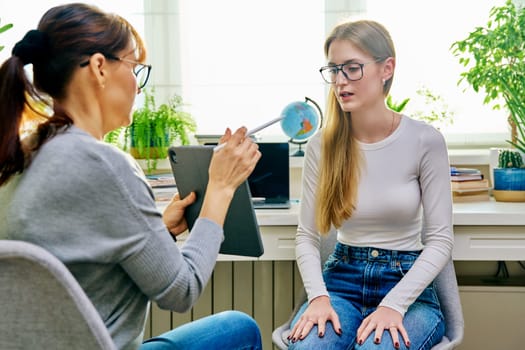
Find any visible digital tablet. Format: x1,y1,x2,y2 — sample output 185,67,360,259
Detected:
168,145,264,257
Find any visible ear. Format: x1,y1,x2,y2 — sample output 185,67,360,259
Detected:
86,53,108,88
382,56,395,81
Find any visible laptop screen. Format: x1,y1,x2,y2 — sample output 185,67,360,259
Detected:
248,142,290,204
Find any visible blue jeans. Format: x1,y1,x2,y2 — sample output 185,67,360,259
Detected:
290,243,445,350
141,310,262,350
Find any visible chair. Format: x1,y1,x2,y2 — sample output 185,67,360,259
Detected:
0,240,116,350
272,230,464,350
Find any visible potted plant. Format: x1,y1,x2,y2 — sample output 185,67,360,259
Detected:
493,149,525,202
451,0,525,154
106,88,196,173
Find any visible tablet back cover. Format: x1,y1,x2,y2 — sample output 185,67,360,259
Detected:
168,145,264,257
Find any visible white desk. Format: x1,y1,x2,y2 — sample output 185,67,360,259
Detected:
160,199,525,262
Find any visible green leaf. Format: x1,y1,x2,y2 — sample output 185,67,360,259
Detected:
0,23,13,35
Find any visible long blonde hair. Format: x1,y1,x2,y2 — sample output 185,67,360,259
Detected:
315,20,395,234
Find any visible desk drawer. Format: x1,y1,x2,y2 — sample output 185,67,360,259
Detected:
453,226,525,261
258,226,296,261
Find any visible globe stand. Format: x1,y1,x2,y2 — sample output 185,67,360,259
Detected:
287,96,323,157
289,140,307,157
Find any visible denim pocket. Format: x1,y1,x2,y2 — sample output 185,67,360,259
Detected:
323,253,341,272
394,251,420,277
396,260,413,277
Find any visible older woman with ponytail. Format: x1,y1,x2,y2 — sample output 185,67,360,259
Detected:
0,3,262,350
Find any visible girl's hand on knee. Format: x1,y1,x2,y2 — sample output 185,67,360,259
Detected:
356,306,410,349
288,295,342,343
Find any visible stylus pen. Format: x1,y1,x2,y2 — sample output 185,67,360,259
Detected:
213,116,284,152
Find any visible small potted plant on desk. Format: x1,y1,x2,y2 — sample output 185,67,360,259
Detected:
106,88,196,174
493,149,525,202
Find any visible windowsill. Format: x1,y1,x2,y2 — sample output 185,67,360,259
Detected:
289,149,493,168
196,135,498,168
448,149,490,166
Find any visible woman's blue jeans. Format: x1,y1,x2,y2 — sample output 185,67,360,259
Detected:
141,310,262,350
290,243,445,350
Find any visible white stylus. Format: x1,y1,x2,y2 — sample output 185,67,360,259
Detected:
213,116,284,152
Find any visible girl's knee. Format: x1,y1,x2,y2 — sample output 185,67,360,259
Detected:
217,310,258,328
215,311,262,343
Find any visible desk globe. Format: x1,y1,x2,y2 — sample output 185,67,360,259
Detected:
280,97,322,156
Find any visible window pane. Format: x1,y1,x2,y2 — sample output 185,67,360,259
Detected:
365,0,509,142
179,0,325,137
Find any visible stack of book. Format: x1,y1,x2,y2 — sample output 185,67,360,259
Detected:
146,173,177,202
450,167,490,203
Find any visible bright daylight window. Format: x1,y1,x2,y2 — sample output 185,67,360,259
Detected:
179,0,511,148
178,0,325,139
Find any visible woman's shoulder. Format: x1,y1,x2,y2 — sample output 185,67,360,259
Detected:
306,130,322,149
25,127,151,211
53,126,134,163
302,130,322,159
403,115,441,133
37,126,143,182
402,115,446,145
399,117,448,162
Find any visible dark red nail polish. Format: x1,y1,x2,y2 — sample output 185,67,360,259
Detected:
358,339,363,345
319,332,324,338
407,340,411,347
338,328,343,334
374,338,380,344
395,341,400,349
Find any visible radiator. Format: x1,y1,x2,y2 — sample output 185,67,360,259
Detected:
144,261,303,350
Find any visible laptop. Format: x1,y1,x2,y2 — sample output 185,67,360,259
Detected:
168,145,264,257
203,141,292,209
249,142,291,209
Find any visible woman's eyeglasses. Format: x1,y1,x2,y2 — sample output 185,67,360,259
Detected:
79,54,152,90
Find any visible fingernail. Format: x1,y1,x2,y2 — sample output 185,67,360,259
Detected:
319,332,324,338
338,328,343,334
395,341,400,349
407,340,411,347
358,339,363,345
374,337,380,344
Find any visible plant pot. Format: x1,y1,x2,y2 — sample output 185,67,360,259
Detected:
129,147,167,159
493,168,525,202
